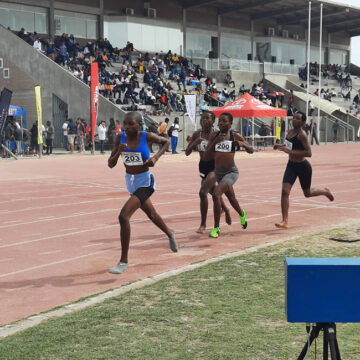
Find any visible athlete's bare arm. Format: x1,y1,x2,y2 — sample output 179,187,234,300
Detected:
233,133,254,154
108,134,126,168
185,130,202,156
145,133,170,166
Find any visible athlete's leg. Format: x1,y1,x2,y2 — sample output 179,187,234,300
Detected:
141,198,171,238
303,187,334,201
212,181,229,228
224,186,243,216
141,198,178,252
118,195,142,263
197,174,216,233
275,183,292,229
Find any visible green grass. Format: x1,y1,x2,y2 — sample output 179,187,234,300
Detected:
1,224,360,359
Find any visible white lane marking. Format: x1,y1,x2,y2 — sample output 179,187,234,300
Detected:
0,250,108,279
2,220,22,224
0,258,15,263
5,285,34,292
59,228,78,232
38,250,62,255
82,243,104,248
0,196,128,215
28,233,43,237
1,200,360,279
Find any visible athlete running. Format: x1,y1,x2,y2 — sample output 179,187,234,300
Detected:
108,112,178,274
185,111,231,233
204,112,254,238
274,111,334,229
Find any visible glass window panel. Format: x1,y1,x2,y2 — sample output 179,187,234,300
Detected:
86,19,97,39
0,8,11,29
221,37,251,60
12,10,34,32
141,24,156,52
127,23,142,50
271,42,306,65
35,13,48,34
330,49,347,65
154,26,168,53
186,32,211,58
54,15,86,37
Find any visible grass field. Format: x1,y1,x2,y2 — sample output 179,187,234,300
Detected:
1,222,360,360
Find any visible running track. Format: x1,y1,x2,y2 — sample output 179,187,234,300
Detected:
1,144,360,325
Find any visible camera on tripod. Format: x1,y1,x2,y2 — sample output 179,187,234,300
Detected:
285,258,360,360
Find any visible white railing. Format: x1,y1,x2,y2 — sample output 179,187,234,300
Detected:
191,57,300,76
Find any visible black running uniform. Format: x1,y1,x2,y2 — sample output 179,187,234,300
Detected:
282,133,312,190
197,130,215,179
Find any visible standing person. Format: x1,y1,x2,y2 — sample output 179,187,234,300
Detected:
108,111,178,274
273,112,334,229
45,120,54,155
107,118,116,149
67,118,76,153
115,119,121,135
97,120,107,154
76,118,85,153
170,117,182,154
13,120,23,155
3,118,15,158
62,119,69,151
186,111,231,233
158,118,169,138
280,117,286,144
332,119,340,143
30,122,39,155
204,113,254,238
310,119,319,145
243,120,251,137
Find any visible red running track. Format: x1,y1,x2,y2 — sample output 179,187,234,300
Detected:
1,144,360,325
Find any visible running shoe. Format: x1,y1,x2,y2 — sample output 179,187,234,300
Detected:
109,261,128,274
240,209,247,229
209,227,220,238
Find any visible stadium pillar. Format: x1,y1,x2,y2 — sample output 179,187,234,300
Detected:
306,1,311,123
317,2,323,143
217,14,221,63
250,20,254,62
182,8,187,57
325,33,331,65
48,0,55,41
98,0,104,39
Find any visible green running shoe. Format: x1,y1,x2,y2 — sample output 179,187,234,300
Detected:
240,209,247,229
209,227,220,238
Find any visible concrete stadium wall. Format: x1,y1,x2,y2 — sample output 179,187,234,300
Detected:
0,26,126,132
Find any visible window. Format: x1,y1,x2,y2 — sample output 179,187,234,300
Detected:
0,58,3,69
3,68,10,79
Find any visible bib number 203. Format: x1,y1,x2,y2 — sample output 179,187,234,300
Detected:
122,152,143,166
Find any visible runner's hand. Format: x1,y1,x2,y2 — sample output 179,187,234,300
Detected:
144,157,157,167
214,133,226,144
118,143,126,154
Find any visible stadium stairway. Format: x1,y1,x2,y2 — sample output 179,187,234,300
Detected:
264,74,360,141
0,25,126,145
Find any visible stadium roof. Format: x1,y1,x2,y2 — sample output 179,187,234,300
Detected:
177,0,360,36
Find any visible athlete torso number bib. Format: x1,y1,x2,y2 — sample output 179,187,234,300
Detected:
285,139,293,151
198,140,208,152
122,152,143,166
215,140,232,152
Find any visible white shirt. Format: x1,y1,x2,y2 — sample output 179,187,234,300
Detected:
98,125,107,140
33,40,42,51
62,122,68,135
172,123,180,137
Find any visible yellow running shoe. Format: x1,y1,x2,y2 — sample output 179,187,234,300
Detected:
209,227,220,238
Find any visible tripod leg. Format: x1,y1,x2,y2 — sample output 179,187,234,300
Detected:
297,324,322,360
326,324,341,360
323,328,329,360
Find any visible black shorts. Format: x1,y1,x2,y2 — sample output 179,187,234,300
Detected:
283,160,312,190
133,187,154,205
199,159,215,179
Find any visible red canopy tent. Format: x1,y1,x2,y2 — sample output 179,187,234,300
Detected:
212,92,286,118
212,92,287,145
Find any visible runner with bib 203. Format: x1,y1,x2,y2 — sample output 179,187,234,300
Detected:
108,112,178,275
185,111,231,234
204,112,254,239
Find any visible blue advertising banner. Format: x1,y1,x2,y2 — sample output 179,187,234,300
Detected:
0,88,13,139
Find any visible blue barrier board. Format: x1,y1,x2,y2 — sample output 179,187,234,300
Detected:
285,258,360,323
